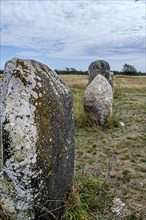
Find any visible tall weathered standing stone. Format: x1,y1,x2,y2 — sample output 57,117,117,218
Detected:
0,58,74,220
88,60,114,90
84,74,113,125
0,77,2,170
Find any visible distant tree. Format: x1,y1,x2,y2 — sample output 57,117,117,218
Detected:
122,63,138,75
70,68,77,72
65,67,70,72
113,70,121,75
54,68,88,75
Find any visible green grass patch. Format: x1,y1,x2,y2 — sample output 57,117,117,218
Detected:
70,81,145,219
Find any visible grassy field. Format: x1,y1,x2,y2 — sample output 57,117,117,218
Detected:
59,75,146,220
0,74,146,219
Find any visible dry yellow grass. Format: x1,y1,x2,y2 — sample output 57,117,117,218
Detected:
60,74,88,87
115,75,146,89
60,74,146,89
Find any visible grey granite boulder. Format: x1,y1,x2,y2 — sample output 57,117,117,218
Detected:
88,60,114,90
0,58,74,220
84,74,113,125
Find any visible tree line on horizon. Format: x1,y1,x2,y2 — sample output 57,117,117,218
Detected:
0,64,145,76
55,64,145,76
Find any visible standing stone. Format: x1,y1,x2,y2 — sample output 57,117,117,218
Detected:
88,60,114,90
84,74,113,125
0,76,3,170
0,58,74,220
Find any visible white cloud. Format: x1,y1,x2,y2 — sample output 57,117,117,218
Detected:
16,50,42,57
1,0,145,70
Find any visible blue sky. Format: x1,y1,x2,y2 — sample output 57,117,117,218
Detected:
0,0,145,72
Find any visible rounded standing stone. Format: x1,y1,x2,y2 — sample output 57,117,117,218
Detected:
84,74,113,125
88,60,114,90
0,58,75,220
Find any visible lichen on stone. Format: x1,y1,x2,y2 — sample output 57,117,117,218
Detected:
84,74,113,125
0,58,74,219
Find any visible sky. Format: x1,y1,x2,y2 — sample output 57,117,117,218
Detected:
0,0,146,72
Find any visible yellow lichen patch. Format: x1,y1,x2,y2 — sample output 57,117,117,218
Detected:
59,143,65,158
45,170,53,178
13,70,28,86
0,203,9,220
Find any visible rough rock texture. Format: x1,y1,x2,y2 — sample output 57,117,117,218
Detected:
0,58,74,220
0,77,2,170
84,74,113,125
0,203,9,220
88,60,114,90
